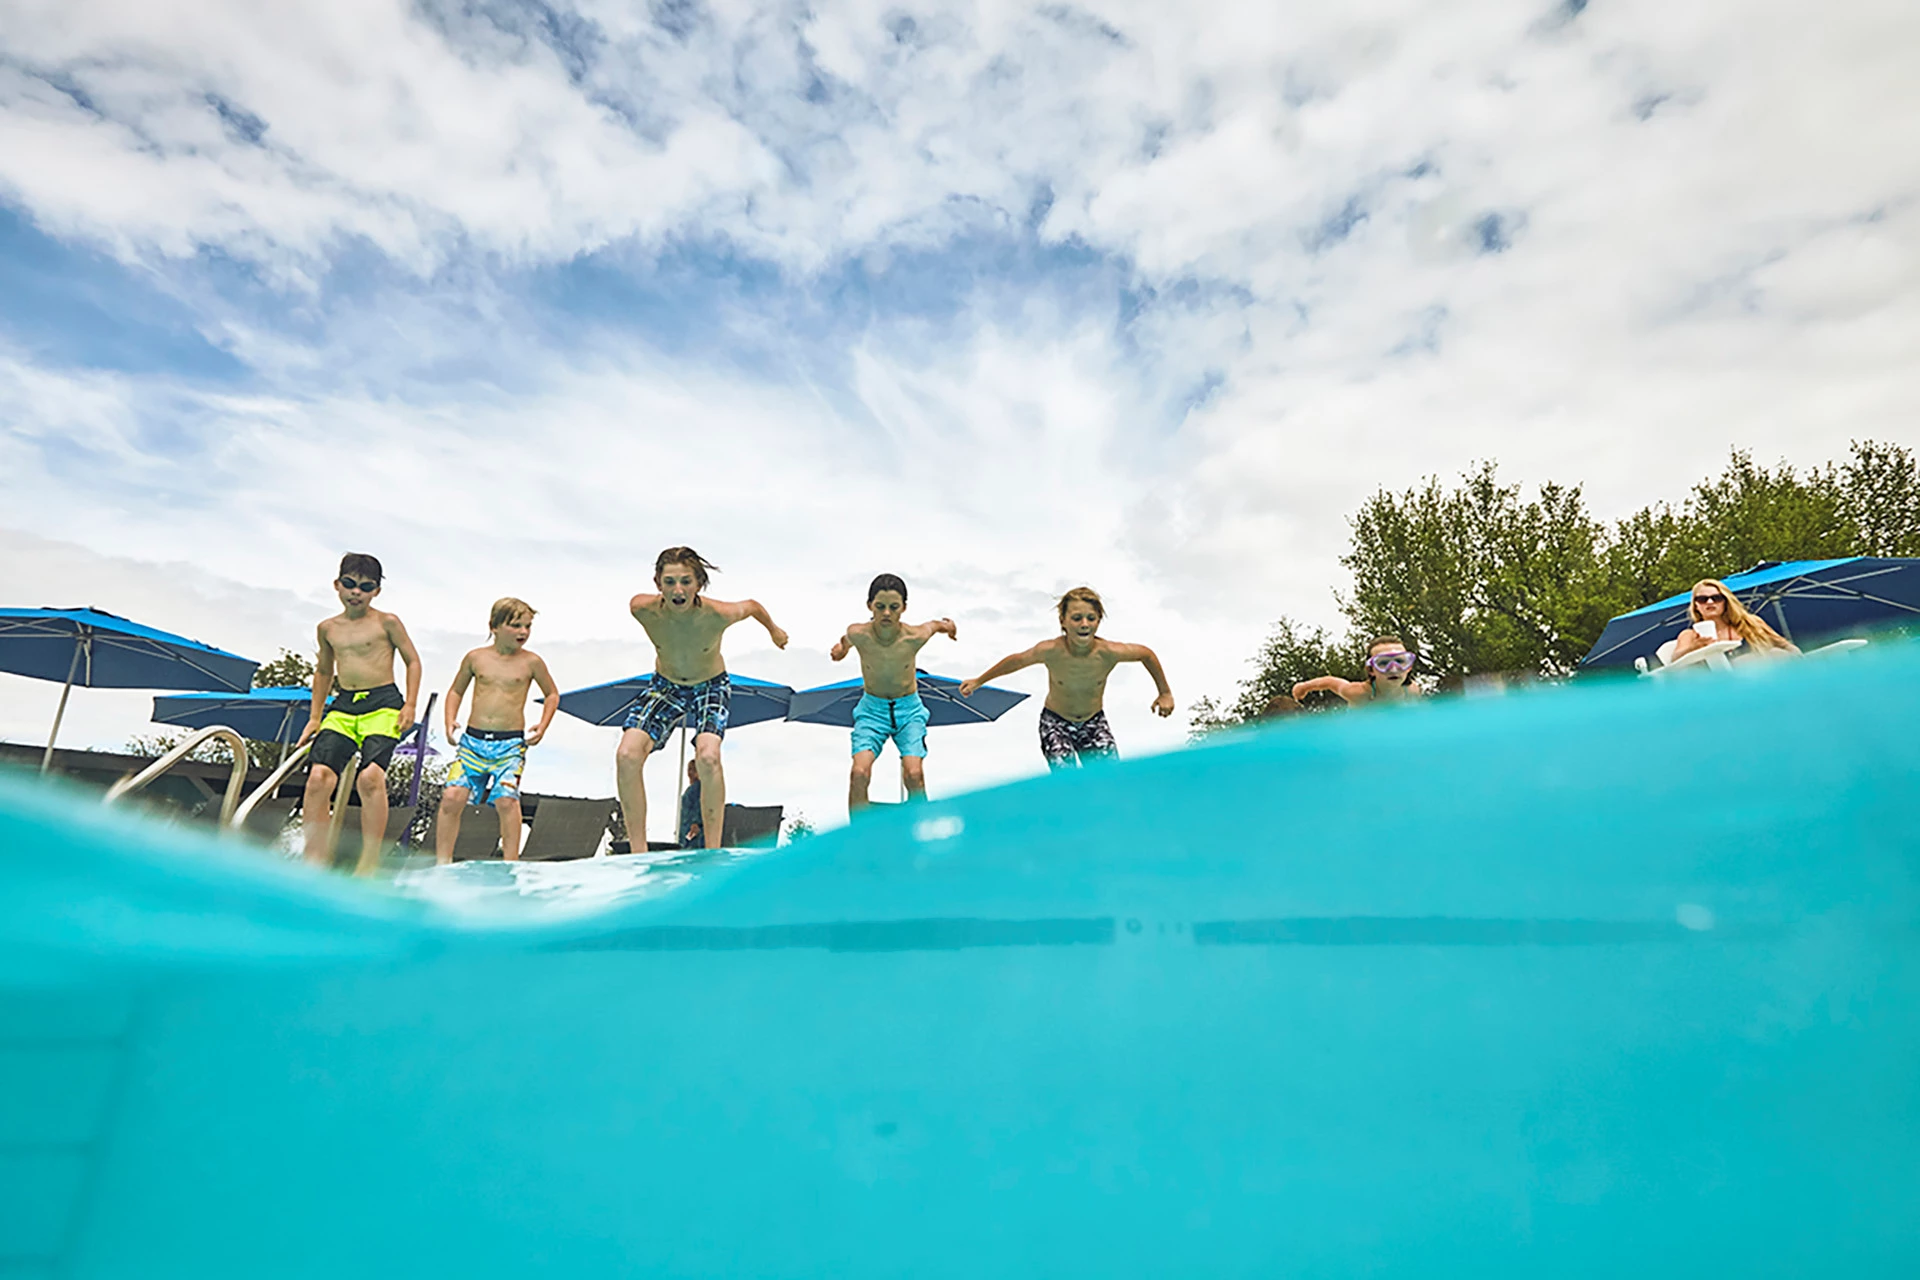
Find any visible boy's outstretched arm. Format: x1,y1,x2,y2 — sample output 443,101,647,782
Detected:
743,598,790,649
1119,643,1175,717
528,656,560,746
830,627,855,662
444,654,474,743
959,643,1041,697
389,615,424,734
300,625,334,745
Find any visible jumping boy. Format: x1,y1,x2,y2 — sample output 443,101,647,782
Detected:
959,586,1173,770
829,573,958,810
1291,636,1418,706
298,553,423,875
613,547,789,853
435,597,559,865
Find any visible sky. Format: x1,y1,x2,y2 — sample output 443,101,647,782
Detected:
2,0,1917,839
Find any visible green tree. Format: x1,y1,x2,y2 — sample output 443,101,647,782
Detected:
1838,439,1920,558
1188,617,1359,737
1195,440,1920,719
1340,462,1614,683
253,648,315,689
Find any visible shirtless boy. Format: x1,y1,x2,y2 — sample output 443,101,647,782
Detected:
297,553,423,875
612,547,789,852
435,597,559,865
1291,636,1418,706
959,586,1173,770
829,573,957,810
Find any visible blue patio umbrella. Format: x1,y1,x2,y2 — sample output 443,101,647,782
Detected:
0,607,257,771
1579,557,1920,672
152,686,312,745
552,672,795,729
785,670,1029,728
552,672,796,847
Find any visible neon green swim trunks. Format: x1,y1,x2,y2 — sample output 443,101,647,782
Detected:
310,683,404,773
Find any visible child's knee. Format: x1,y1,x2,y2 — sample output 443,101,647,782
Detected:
356,766,387,796
902,757,926,783
439,786,468,814
615,733,652,767
494,795,522,819
694,746,722,776
307,765,338,792
849,757,874,783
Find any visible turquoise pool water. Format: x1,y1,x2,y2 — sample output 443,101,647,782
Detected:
3,648,1917,1277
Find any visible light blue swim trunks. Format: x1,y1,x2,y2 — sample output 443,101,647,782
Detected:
850,691,930,759
449,729,526,806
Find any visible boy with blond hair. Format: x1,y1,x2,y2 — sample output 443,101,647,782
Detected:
829,572,958,810
298,552,423,875
436,597,559,864
960,586,1173,770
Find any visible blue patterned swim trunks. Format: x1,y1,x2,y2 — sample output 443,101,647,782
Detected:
449,728,526,805
623,673,732,748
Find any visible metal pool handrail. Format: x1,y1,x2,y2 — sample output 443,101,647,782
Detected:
229,740,314,832
324,752,363,868
104,725,250,826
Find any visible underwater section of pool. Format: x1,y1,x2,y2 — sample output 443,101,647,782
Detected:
3,647,1917,1278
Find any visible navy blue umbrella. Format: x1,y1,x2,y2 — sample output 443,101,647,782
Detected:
553,672,796,848
152,686,312,747
786,670,1028,728
1580,557,1920,672
552,672,795,729
0,606,258,771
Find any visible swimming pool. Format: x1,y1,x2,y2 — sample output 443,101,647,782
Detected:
3,648,1917,1276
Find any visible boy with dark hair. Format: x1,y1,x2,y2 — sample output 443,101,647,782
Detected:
435,597,559,864
829,573,958,810
297,553,423,875
613,547,789,852
1291,636,1418,705
960,586,1173,770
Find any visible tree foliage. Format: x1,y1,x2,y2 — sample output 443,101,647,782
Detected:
1187,618,1358,738
1193,440,1920,733
253,648,315,689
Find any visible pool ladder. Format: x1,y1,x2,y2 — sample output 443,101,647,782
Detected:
102,729,369,868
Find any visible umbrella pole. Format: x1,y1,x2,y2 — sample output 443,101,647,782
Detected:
676,722,688,848
40,642,84,774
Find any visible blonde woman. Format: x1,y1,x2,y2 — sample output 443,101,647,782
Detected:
1671,579,1800,661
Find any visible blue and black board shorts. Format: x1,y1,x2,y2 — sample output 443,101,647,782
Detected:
623,673,732,749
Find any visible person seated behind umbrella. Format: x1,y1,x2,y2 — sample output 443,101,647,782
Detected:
1670,579,1800,663
678,760,703,848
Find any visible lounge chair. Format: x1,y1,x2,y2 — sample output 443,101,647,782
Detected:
238,795,298,843
520,797,616,862
422,803,506,861
722,804,784,847
1638,638,1742,677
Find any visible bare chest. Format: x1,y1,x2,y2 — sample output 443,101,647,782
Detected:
643,610,724,653
470,654,533,694
1048,650,1116,691
326,619,390,665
